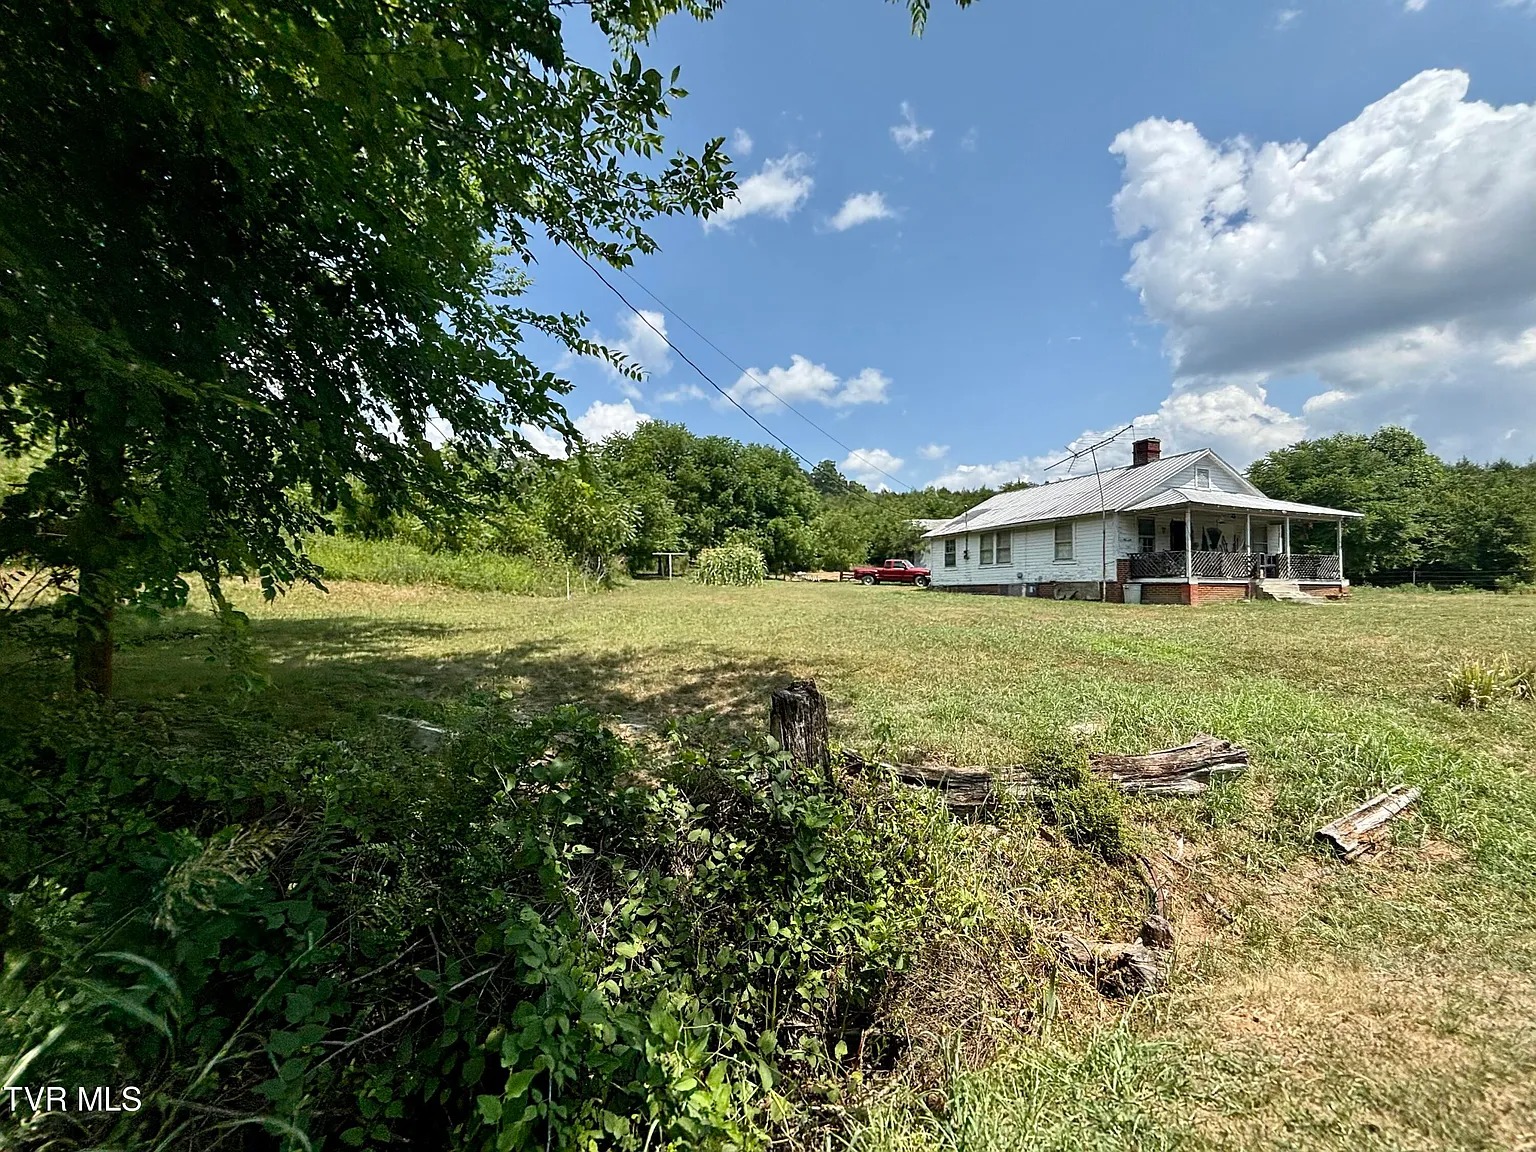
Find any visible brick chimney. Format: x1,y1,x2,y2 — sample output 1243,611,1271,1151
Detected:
1132,437,1161,467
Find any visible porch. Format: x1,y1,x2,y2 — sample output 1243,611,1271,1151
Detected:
1128,550,1344,582
1118,489,1362,596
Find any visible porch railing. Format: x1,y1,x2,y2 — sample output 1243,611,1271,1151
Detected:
1276,554,1342,581
1129,550,1256,580
1127,550,1342,582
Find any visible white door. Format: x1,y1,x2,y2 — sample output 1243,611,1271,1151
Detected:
1266,523,1284,554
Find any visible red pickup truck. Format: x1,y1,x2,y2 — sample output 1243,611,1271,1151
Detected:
850,559,931,587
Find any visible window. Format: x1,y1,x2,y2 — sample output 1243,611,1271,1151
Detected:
1138,518,1156,553
980,533,994,565
996,531,1011,565
1054,523,1073,561
1194,466,1212,490
944,539,956,567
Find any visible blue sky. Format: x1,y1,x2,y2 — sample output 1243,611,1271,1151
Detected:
518,0,1536,489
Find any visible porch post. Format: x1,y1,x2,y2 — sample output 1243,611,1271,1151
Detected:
1284,516,1292,558
1245,514,1252,555
1336,519,1344,584
1184,506,1193,584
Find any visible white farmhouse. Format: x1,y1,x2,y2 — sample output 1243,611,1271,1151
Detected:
922,438,1362,604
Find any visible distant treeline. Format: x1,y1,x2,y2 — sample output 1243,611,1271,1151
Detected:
1250,427,1536,588
340,421,997,577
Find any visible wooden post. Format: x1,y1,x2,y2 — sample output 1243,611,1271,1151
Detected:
1184,506,1193,586
770,679,831,782
1336,520,1344,584
1284,516,1292,563
1245,513,1252,556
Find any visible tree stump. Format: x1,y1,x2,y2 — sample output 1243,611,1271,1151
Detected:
770,679,831,782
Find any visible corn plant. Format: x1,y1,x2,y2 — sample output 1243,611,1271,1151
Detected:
692,542,766,586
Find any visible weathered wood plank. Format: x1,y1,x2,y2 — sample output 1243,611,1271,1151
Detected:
1054,934,1167,997
1088,734,1249,795
1316,785,1422,860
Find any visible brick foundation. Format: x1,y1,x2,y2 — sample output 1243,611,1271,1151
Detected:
1135,582,1251,605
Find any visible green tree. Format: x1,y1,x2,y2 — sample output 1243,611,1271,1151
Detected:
813,508,872,571
596,422,820,572
1439,460,1536,585
1248,427,1446,578
809,459,852,497
0,0,734,693
538,463,638,580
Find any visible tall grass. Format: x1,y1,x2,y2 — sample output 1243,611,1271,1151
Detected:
305,535,575,596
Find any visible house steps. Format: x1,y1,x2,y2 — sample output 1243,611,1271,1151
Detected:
1255,579,1330,605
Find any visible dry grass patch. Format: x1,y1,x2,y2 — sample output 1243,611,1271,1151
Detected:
1189,961,1536,1152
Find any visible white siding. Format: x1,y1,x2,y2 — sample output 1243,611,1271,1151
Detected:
1170,455,1248,494
930,527,1023,587
934,516,1129,587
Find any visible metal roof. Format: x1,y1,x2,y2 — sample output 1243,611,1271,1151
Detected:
911,518,951,532
1121,488,1363,519
923,449,1270,537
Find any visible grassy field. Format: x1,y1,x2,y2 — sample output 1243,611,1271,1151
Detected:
100,579,1536,1150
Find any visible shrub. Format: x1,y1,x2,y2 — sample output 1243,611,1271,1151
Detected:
1,700,941,1150
1440,656,1536,709
693,542,766,587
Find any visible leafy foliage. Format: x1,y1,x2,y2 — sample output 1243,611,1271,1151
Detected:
597,424,820,574
0,0,733,690
1,700,944,1150
1249,427,1536,585
1441,656,1536,710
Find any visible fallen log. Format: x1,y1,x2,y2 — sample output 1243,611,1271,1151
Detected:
1316,785,1422,861
840,734,1248,809
1054,934,1167,998
1089,735,1249,796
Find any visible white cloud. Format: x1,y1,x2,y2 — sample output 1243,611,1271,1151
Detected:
929,458,1037,490
656,383,708,403
588,310,671,396
520,399,651,458
890,102,934,152
930,384,1306,490
1404,0,1427,10
704,152,813,231
730,128,753,157
1275,8,1302,28
841,448,904,490
918,443,949,460
1111,69,1536,462
829,191,895,231
725,355,890,410
959,127,979,152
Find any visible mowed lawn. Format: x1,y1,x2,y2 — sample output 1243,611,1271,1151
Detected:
120,579,1536,1151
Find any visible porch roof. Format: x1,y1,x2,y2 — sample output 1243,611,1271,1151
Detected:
1121,488,1363,519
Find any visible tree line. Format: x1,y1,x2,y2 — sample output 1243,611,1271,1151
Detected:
1249,426,1536,587
339,420,994,579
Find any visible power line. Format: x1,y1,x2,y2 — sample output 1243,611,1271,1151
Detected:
609,264,913,493
571,250,825,471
